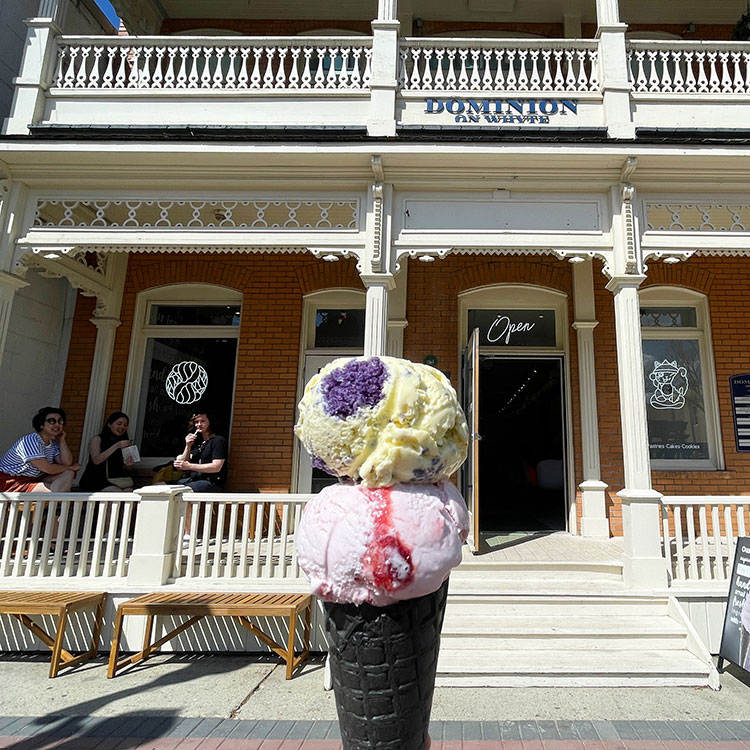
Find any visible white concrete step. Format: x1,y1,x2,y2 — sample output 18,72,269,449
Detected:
445,595,669,616
441,614,687,650
435,648,715,688
453,560,624,579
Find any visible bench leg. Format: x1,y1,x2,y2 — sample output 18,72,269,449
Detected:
50,609,69,679
107,608,125,678
285,612,297,680
142,615,155,662
88,595,106,658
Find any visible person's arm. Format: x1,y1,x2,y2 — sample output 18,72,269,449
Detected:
56,430,74,466
29,457,80,474
175,430,197,462
173,457,225,473
89,435,132,465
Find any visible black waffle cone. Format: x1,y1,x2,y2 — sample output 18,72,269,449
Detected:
323,579,449,750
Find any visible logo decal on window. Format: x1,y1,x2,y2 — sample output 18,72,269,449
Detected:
649,360,688,410
165,361,208,404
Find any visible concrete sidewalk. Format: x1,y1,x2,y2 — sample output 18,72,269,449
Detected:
1,652,749,748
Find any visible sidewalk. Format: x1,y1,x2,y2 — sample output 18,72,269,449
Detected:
1,652,749,748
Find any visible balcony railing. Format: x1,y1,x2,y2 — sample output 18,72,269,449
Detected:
399,38,600,93
660,495,750,585
53,36,373,91
628,41,750,95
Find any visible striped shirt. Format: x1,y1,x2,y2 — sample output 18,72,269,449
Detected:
0,433,61,477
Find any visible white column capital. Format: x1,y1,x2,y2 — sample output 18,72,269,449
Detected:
360,273,396,291
571,320,598,331
89,315,121,330
605,274,646,294
0,270,30,292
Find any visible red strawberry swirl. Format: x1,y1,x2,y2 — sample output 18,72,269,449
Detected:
361,487,414,592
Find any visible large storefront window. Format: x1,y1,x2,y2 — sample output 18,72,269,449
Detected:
124,286,241,465
640,288,721,470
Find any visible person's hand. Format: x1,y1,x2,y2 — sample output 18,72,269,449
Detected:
117,439,132,450
184,431,197,446
124,456,135,468
173,459,188,470
56,429,68,443
68,462,81,472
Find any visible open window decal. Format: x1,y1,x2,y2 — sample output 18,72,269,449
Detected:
648,360,688,410
165,361,209,404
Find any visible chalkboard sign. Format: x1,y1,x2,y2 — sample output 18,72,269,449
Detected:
717,537,750,673
730,375,750,453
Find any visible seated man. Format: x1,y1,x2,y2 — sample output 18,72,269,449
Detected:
0,407,80,492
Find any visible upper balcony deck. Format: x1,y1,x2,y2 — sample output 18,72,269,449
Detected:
5,1,750,142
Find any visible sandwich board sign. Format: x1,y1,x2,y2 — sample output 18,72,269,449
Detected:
717,536,750,673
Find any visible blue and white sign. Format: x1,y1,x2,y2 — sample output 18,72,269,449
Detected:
730,374,750,452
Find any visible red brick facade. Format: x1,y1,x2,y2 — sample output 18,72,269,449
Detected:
59,252,750,535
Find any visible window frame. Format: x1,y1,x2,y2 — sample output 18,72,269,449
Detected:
640,286,723,472
122,283,242,469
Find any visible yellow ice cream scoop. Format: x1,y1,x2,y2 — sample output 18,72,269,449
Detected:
295,356,468,487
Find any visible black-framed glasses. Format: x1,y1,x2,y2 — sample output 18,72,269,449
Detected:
45,417,64,425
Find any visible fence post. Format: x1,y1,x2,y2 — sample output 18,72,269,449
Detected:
619,489,667,588
127,485,191,586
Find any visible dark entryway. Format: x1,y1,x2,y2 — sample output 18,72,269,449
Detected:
477,357,567,532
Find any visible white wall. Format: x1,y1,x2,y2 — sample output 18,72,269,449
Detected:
0,0,115,122
0,271,76,453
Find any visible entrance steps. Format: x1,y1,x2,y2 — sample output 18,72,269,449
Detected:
438,557,719,688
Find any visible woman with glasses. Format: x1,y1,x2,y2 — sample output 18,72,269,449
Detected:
0,407,80,492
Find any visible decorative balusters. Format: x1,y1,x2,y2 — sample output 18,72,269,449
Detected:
661,497,750,584
629,43,750,95
399,41,599,93
0,494,137,579
177,494,310,581
53,39,372,91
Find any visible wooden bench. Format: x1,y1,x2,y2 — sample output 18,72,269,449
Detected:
107,591,313,679
0,590,106,678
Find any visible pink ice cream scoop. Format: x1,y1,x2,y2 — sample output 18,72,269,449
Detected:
297,480,469,606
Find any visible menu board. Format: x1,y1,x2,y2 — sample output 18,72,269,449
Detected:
730,375,750,452
718,537,750,673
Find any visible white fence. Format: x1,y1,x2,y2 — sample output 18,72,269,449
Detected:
399,38,600,93
53,36,373,91
628,42,750,95
0,493,136,579
179,493,308,582
0,489,310,588
661,496,750,585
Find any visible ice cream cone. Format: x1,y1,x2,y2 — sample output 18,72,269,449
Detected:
324,580,449,750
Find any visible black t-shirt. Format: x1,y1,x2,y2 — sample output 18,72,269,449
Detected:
188,435,228,487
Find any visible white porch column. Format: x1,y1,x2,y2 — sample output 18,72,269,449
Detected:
77,253,128,468
572,259,609,539
386,266,408,357
595,0,634,140
0,272,30,370
368,1,400,137
362,275,394,357
2,1,66,135
77,315,121,466
128,485,191,585
606,274,666,588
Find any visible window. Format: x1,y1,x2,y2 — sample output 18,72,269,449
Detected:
640,287,722,470
123,285,241,466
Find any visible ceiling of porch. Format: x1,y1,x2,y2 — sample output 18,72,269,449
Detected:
111,0,747,37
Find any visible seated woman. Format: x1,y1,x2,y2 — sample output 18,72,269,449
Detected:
0,407,80,492
173,410,228,540
79,412,135,492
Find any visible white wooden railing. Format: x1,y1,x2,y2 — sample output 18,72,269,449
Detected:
52,36,373,91
178,493,309,582
661,496,750,585
399,38,600,93
0,492,137,579
628,42,750,95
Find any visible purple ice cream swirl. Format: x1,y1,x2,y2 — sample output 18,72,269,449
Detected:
320,357,387,419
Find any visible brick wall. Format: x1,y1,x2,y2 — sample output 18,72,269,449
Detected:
60,252,363,492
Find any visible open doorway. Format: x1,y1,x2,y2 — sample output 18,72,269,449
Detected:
478,356,567,532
